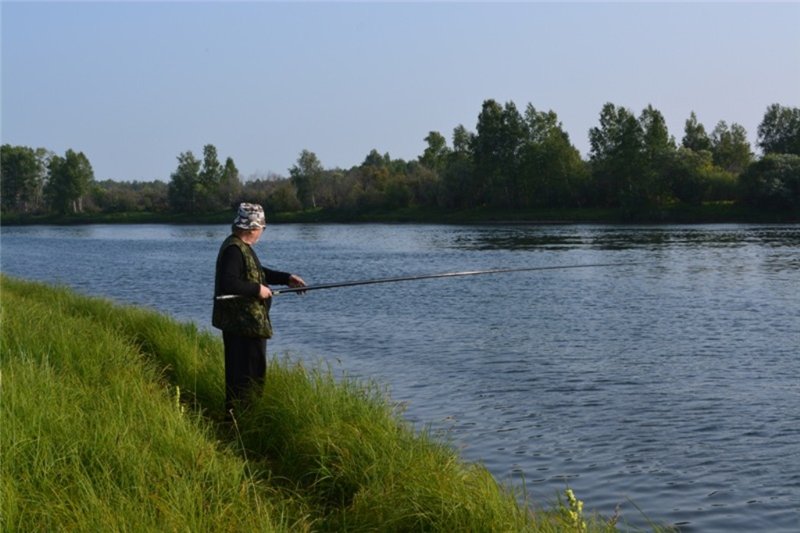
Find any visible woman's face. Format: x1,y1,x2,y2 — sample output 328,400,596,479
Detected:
250,226,265,243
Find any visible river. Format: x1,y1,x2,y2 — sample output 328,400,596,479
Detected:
2,223,798,531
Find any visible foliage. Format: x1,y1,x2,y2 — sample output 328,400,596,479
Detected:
44,149,94,214
167,150,202,212
419,130,450,173
3,99,796,220
710,121,752,175
290,149,324,209
589,103,649,210
473,99,525,206
682,112,712,152
739,153,800,210
1,144,48,213
219,156,242,208
90,179,169,213
167,144,242,213
758,104,800,156
518,105,589,208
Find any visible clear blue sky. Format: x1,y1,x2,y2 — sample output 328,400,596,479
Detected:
2,1,799,182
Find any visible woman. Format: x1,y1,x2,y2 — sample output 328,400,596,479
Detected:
212,202,306,414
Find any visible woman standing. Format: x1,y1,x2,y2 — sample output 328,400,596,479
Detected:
212,202,306,415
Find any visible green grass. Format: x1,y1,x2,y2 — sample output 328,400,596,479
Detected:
1,275,670,531
0,277,300,531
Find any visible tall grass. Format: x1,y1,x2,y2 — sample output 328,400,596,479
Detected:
1,275,668,532
241,359,536,530
1,277,302,531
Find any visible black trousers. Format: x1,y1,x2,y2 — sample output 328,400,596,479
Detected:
223,332,267,414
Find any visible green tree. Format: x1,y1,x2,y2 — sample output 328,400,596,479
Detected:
219,157,242,208
167,151,202,213
404,161,440,207
289,149,324,209
261,179,302,213
588,103,647,209
383,177,412,209
45,149,94,214
419,131,450,173
662,148,715,205
362,149,392,169
353,149,394,209
1,144,47,212
682,112,712,152
473,100,525,206
640,104,676,203
90,179,169,213
640,105,675,158
711,121,752,174
739,153,800,210
517,105,587,207
452,124,474,155
197,144,223,210
440,125,476,208
200,144,223,185
758,104,800,156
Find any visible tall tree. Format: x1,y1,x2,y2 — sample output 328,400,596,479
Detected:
711,121,752,174
452,124,474,155
640,105,674,158
289,149,324,209
440,125,476,208
682,112,712,152
199,144,222,186
473,100,525,206
758,104,800,156
518,105,586,207
45,149,94,214
219,157,242,208
1,144,46,212
197,144,223,210
167,151,201,213
639,105,676,203
589,103,646,208
419,131,450,173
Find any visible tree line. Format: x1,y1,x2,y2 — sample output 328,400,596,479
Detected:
3,102,799,217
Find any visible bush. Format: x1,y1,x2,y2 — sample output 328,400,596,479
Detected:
739,153,800,210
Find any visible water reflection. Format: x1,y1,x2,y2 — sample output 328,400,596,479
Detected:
169,226,224,240
451,225,800,254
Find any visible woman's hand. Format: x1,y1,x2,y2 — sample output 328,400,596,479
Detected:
258,284,273,300
288,274,307,294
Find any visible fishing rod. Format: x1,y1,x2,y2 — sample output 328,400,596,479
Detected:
215,262,633,300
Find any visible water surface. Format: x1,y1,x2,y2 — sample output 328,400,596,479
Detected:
2,223,798,531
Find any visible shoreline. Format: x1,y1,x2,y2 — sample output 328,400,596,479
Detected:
2,204,798,226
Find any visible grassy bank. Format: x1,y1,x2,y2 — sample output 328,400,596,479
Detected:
1,276,668,531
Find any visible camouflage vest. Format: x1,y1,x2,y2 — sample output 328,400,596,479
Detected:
212,235,273,338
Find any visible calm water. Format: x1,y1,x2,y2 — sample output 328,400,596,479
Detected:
2,223,799,532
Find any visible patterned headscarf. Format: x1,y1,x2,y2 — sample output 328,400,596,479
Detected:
233,202,266,230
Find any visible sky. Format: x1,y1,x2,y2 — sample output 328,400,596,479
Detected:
2,1,799,183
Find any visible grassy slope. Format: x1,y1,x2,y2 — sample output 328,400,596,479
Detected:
1,276,665,532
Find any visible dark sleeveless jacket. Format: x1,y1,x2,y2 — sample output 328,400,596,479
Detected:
212,235,273,338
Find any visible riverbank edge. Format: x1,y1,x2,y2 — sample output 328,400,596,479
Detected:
2,203,797,226
2,275,664,531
